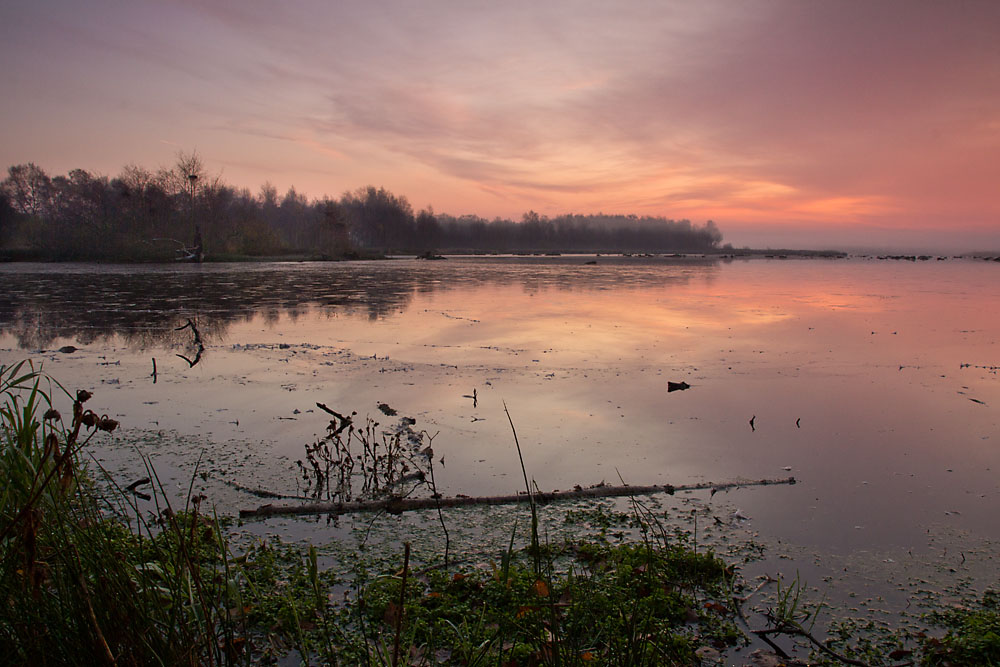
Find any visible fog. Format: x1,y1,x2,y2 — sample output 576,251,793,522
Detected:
724,223,1000,255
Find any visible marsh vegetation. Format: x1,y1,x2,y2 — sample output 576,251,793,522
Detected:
2,362,998,666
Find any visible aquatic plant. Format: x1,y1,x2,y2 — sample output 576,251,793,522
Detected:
922,588,1000,666
296,402,431,504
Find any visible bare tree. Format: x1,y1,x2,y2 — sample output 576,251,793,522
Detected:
174,151,205,261
2,163,53,217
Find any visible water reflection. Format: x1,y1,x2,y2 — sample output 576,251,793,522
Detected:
4,257,998,561
0,257,718,350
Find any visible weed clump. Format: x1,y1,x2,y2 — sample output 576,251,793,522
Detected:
922,589,1000,666
0,362,246,665
296,403,431,503
232,536,741,666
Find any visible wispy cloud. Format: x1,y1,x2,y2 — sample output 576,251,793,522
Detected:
2,0,999,247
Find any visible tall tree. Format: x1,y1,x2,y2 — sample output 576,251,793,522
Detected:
2,163,52,217
414,207,441,251
313,198,351,257
341,185,414,251
172,151,205,261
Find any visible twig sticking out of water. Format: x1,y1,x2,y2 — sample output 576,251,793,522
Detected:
504,401,540,577
125,477,152,501
175,319,204,367
462,389,478,408
423,431,450,568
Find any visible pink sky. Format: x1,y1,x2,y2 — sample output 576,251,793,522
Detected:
1,1,998,251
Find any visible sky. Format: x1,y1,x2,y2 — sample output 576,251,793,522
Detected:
1,1,999,252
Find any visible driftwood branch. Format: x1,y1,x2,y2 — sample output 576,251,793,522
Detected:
175,319,205,367
239,476,796,519
753,625,913,667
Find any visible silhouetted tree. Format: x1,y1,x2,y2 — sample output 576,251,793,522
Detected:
313,198,351,257
414,207,441,251
170,152,205,260
434,211,722,253
48,168,118,259
113,164,165,243
229,187,281,255
276,186,311,250
341,185,414,251
0,191,15,248
0,156,724,260
2,163,53,218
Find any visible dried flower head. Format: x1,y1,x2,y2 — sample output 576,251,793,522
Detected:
97,416,119,433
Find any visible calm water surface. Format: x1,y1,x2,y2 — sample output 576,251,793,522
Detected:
2,257,998,561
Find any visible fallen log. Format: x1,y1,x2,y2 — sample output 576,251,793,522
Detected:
239,476,796,519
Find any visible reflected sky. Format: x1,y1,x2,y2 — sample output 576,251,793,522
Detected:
0,256,718,349
1,257,998,557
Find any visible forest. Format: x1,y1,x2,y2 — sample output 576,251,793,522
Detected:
0,154,725,261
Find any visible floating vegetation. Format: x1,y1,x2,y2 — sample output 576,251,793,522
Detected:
295,402,431,504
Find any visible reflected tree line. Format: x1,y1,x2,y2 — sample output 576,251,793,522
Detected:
0,257,718,350
0,154,725,261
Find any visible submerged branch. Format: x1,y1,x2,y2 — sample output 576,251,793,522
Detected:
239,476,796,519
219,478,315,501
175,318,205,367
752,625,913,667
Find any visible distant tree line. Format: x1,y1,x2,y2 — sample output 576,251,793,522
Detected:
0,154,724,261
432,211,722,254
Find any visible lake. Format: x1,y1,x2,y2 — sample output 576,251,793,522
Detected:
1,255,997,607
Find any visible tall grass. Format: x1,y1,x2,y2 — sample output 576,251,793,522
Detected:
0,361,247,666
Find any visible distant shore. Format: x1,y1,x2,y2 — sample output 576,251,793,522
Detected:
6,247,1000,265
1,247,849,264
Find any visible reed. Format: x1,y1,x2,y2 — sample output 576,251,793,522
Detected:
0,362,248,666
